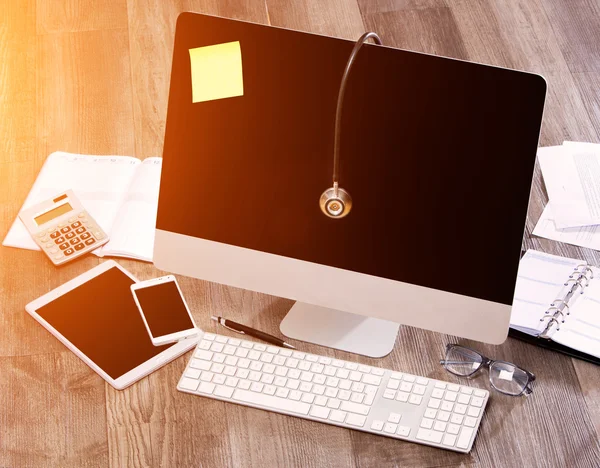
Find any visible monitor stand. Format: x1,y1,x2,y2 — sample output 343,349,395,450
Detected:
280,302,400,358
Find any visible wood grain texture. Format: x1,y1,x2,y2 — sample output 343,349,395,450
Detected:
2,0,600,466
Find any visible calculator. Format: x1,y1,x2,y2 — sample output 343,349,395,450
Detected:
19,189,109,265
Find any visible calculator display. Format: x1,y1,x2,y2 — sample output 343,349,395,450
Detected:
34,202,73,225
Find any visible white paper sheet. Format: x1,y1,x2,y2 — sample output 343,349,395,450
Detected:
537,143,600,228
533,204,600,251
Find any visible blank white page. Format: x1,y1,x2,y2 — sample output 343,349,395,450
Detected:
3,152,140,250
96,158,162,261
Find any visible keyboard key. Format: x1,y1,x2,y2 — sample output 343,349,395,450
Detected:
336,369,350,379
450,414,463,425
233,389,310,415
275,367,288,377
198,341,212,350
372,368,385,376
387,379,400,390
454,404,467,414
195,349,214,360
437,411,450,422
428,398,441,409
225,377,239,387
292,351,305,359
349,371,362,381
447,384,460,392
320,357,332,365
340,401,370,416
66,232,75,239
248,351,261,360
225,356,238,366
396,426,410,437
241,341,253,349
249,371,261,382
203,333,216,341
84,238,95,246
280,349,293,357
388,412,401,424
339,380,352,390
325,377,339,387
185,368,201,379
345,414,366,427
416,377,429,385
457,394,470,405
420,418,433,429
444,391,458,402
396,392,409,402
313,375,326,385
224,345,236,355
211,363,225,374
325,388,338,398
275,388,289,398
403,374,416,383
457,427,474,449
413,384,426,395
434,382,446,389
190,359,211,371
298,361,311,371
443,434,457,447
370,420,384,431
263,385,276,395
310,406,330,419
263,364,275,374
285,358,299,368
447,424,460,435
235,348,249,358
213,375,226,385
215,336,228,344
210,343,224,353
434,421,446,432
400,382,412,392
471,397,484,407
358,365,370,373
460,386,473,394
329,410,347,423
286,379,300,390
200,372,215,382
416,428,443,444
326,398,340,409
289,390,302,401
214,385,234,398
384,423,397,434
345,362,358,370
332,360,345,368
313,385,325,395
350,393,364,404
383,389,396,399
314,396,328,406
238,380,251,390
465,417,477,427
424,408,437,419
301,394,315,404
362,374,381,386
236,369,250,379
408,394,422,405
288,369,301,380
64,248,74,256
250,361,263,371
468,407,481,418
197,382,216,394
474,389,487,397
338,390,351,401
324,366,337,376
441,401,454,412
260,374,274,385
391,372,403,380
351,382,364,393
180,378,200,391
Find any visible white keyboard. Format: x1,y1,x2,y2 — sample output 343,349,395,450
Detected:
178,333,489,453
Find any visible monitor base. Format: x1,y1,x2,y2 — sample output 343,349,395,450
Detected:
280,302,399,358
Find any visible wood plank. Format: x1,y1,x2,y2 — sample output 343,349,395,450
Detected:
266,0,366,39
362,7,468,60
36,29,135,157
572,72,600,139
540,0,600,73
573,359,600,440
0,352,108,468
36,0,129,34
358,0,448,15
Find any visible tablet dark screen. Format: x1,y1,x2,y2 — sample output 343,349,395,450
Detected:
35,266,172,379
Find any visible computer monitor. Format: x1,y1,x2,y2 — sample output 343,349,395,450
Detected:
154,13,546,357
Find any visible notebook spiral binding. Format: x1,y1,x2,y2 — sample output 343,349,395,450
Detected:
539,264,594,339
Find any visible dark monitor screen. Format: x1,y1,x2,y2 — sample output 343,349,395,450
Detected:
158,13,545,306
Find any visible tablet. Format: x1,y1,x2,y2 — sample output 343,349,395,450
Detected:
25,260,201,389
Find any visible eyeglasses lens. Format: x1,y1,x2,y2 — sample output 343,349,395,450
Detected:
489,361,529,396
444,346,482,376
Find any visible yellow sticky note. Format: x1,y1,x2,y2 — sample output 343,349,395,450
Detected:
189,41,244,103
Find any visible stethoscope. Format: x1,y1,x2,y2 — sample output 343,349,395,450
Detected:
319,32,382,219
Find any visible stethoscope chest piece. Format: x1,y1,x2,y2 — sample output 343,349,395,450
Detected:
319,183,352,218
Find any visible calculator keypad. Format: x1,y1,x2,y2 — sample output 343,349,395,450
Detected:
37,211,107,264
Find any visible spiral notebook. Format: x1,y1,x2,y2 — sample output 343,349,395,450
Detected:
510,249,600,362
2,152,162,262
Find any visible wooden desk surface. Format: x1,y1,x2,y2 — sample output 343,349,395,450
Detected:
1,1,600,467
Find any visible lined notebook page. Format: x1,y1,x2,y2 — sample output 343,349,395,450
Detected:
511,250,583,335
96,158,162,261
3,152,140,251
553,268,600,359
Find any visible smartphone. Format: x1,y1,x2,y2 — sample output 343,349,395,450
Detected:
131,275,199,346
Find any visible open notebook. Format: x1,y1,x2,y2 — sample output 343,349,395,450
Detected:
511,249,600,360
3,152,161,262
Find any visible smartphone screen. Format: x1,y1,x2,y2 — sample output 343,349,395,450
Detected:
133,281,194,337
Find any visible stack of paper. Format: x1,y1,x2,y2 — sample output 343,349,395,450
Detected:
534,141,600,250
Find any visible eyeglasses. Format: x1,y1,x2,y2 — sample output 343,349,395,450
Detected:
440,344,535,397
